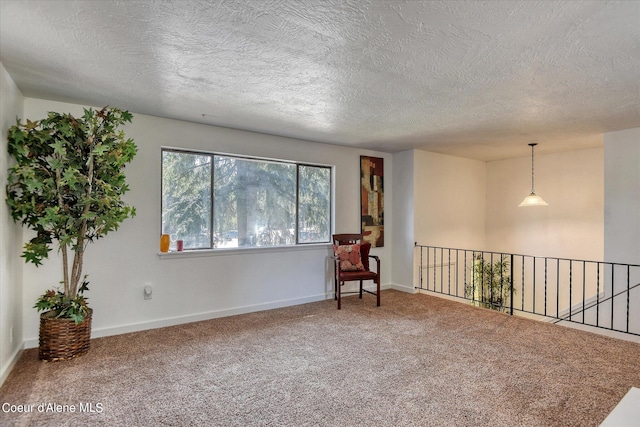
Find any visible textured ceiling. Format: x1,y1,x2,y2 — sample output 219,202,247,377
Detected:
1,0,639,161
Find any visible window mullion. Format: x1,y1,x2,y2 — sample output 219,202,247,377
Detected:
210,154,215,249
293,164,298,244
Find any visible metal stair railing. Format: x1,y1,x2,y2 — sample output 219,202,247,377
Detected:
415,244,640,337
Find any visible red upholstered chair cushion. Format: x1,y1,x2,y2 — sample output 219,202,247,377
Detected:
333,244,365,271
339,270,378,280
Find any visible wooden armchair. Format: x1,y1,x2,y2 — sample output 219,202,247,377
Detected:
332,233,380,309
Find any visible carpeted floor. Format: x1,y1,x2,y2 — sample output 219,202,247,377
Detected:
1,290,639,426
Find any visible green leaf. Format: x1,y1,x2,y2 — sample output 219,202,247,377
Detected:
69,313,85,324
49,140,66,156
61,168,80,188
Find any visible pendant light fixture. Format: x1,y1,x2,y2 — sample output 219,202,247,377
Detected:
519,143,548,207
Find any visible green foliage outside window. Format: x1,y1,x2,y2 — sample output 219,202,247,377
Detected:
161,149,331,250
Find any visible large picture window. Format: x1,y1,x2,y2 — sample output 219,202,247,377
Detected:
162,149,331,251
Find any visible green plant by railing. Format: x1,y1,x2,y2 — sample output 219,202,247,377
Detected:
465,253,513,312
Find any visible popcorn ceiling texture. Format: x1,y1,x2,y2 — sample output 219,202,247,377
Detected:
1,290,639,426
0,0,639,160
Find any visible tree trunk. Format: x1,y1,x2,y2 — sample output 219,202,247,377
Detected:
69,135,95,297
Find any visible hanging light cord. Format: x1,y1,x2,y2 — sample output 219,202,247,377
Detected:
519,142,547,206
529,143,536,193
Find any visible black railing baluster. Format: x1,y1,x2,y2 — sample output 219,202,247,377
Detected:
582,262,586,324
596,262,600,328
611,265,614,330
569,261,573,322
419,244,423,289
440,248,444,293
464,250,468,299
433,247,436,292
522,256,525,312
456,250,459,297
510,254,514,316
425,245,428,291
557,259,560,319
533,257,536,314
500,253,504,312
448,248,451,295
472,251,476,303
544,258,548,317
489,252,494,309
627,265,630,333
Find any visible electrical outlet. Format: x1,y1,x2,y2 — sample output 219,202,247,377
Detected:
144,285,152,300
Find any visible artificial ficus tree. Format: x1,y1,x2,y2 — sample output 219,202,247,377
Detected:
6,106,137,322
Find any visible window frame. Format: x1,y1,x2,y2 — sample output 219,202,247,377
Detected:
161,147,333,252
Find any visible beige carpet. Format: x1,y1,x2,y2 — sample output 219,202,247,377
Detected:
1,290,639,426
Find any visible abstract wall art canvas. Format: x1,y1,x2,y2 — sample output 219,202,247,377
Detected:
360,156,384,247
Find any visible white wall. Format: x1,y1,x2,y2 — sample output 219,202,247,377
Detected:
413,149,486,249
604,128,640,336
486,147,604,261
407,146,604,263
604,127,640,265
410,149,486,294
20,98,393,346
391,150,414,291
0,63,24,384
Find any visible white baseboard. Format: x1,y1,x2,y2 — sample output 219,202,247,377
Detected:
22,284,413,349
0,345,23,387
553,321,640,344
385,283,417,294
24,292,332,349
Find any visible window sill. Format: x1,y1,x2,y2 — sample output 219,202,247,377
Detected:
158,243,332,260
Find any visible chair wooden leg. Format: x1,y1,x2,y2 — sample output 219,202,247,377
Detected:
337,281,341,310
359,280,363,299
377,279,380,306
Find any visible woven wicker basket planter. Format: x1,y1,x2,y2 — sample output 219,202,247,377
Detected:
39,309,92,362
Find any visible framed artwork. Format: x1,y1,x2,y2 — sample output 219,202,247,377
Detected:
360,156,384,247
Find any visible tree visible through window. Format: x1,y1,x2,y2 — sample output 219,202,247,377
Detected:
298,165,331,244
161,151,211,249
162,149,331,250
